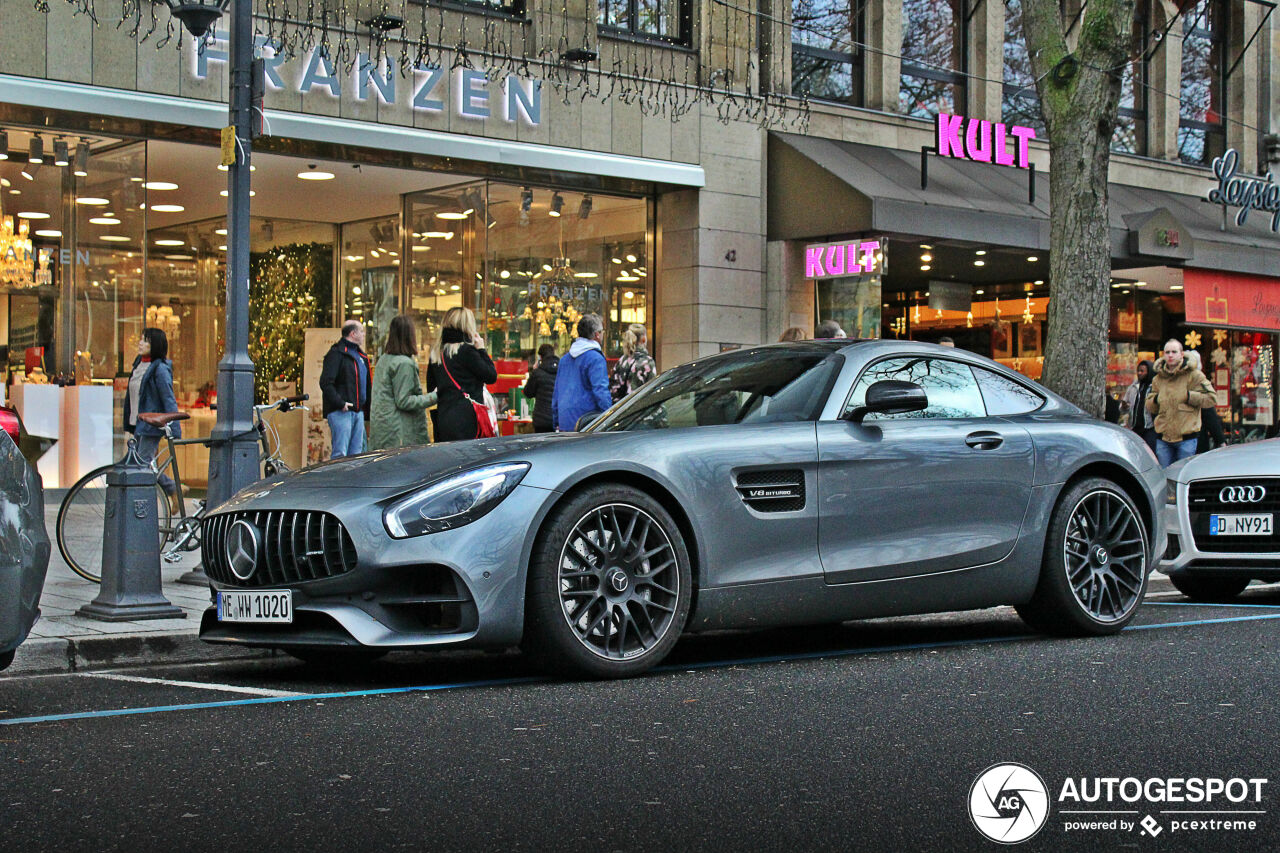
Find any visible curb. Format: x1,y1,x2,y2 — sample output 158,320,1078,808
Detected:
7,632,275,676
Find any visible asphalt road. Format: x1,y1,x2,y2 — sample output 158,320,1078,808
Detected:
3,581,1279,853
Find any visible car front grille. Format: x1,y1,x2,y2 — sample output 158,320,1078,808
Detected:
203,510,358,587
1187,478,1280,554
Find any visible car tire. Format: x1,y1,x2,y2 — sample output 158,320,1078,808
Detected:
523,484,692,679
1016,477,1149,636
1169,574,1250,602
285,647,388,667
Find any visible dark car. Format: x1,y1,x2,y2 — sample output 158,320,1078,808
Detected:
0,404,51,672
199,341,1165,678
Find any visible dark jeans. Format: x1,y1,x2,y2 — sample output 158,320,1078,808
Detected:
1137,427,1158,452
135,433,177,495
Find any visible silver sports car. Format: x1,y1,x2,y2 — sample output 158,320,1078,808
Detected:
199,340,1165,678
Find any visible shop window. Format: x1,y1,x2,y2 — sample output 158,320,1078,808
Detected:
410,0,527,17
340,215,401,363
1178,0,1226,166
1001,0,1046,135
847,356,986,420
791,0,863,106
900,0,967,118
598,0,691,45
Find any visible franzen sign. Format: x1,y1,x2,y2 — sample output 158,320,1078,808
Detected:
192,31,542,127
1208,148,1280,232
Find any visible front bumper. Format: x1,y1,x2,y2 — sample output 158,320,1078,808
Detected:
199,483,556,650
1159,481,1280,579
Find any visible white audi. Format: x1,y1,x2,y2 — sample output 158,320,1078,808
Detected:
1161,438,1280,600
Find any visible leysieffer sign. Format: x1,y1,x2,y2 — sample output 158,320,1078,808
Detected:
1208,148,1280,232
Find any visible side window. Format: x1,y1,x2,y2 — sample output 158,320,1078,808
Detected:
973,367,1045,416
845,357,986,420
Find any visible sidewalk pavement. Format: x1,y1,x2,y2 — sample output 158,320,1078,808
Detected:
9,493,269,676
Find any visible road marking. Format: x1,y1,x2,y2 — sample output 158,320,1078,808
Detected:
6,611,1280,727
76,672,304,698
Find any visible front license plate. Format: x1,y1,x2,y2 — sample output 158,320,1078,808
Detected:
217,590,293,623
1209,514,1273,536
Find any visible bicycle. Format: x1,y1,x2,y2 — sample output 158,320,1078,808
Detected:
55,395,308,583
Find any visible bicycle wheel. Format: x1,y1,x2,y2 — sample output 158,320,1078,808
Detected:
56,465,173,583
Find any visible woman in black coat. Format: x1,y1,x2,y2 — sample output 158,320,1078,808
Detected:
426,306,497,442
522,343,559,433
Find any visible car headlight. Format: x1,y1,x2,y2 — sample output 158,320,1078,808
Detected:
384,462,530,539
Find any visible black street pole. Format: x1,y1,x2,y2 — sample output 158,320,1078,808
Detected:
200,0,258,557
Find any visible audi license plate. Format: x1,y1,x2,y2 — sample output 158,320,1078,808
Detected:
217,590,292,623
1209,514,1273,536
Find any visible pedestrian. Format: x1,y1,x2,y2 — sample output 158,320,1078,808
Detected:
815,319,846,339
427,306,498,442
319,319,372,459
523,343,559,433
552,313,613,431
1185,350,1226,453
1146,339,1215,467
938,336,955,347
368,315,437,450
1121,359,1158,452
122,327,180,510
611,323,657,402
778,326,806,342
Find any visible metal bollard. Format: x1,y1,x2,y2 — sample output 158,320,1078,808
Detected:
77,443,185,622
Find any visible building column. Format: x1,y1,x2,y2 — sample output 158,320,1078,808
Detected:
968,0,1005,122
864,0,902,111
1147,0,1183,161
1227,0,1260,169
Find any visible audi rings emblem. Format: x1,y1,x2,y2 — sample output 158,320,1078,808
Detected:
1219,485,1267,504
225,519,261,581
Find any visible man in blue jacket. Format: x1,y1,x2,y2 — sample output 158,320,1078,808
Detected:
552,313,613,431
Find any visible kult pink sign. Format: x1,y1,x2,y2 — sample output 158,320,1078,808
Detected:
805,239,881,279
935,112,1036,168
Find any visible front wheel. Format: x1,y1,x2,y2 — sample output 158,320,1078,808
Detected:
523,485,692,679
1169,574,1250,602
1016,477,1149,636
57,465,173,583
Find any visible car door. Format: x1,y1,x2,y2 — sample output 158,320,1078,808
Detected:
817,355,1036,583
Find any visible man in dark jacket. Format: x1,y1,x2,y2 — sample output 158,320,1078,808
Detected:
552,314,613,431
523,343,559,433
319,320,371,458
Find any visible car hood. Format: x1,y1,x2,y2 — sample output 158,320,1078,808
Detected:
1173,437,1280,482
219,432,584,508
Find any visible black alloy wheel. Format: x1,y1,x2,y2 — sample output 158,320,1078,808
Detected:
1169,574,1250,602
1017,477,1149,635
524,484,692,678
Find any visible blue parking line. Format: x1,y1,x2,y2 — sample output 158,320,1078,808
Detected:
5,611,1280,727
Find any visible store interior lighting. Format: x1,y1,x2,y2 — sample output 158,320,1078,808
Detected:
53,139,70,167
20,163,38,181
28,136,43,164
549,192,564,217
578,195,592,219
74,143,89,177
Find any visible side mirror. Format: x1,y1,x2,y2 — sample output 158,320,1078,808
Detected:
575,410,604,431
843,380,928,423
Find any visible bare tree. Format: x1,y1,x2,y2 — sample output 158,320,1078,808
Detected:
1020,0,1136,416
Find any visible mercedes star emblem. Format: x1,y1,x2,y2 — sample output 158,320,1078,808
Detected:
225,519,261,581
1218,485,1266,504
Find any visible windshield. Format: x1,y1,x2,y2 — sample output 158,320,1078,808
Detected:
588,345,842,432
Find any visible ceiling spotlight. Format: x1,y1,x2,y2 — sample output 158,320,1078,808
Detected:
626,254,638,263
975,289,985,295
144,181,179,190
549,193,564,217
520,187,533,212
76,197,110,205
16,211,50,219
1033,279,1044,285
35,229,62,238
74,143,89,176
579,195,593,219
151,204,185,213
20,164,38,181
0,131,8,161
1026,256,1039,262
974,260,985,267
53,139,70,167
975,249,987,256
920,253,932,262
920,265,931,271
298,165,335,181
28,136,43,164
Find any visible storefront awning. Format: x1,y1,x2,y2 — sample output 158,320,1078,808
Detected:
0,73,705,190
769,132,1280,277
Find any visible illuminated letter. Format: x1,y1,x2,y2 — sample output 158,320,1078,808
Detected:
805,246,827,278
936,113,964,158
1010,125,1037,168
965,119,993,163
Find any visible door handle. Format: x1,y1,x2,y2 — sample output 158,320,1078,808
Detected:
965,431,1004,450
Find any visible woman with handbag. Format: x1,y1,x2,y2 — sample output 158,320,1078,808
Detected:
427,306,498,442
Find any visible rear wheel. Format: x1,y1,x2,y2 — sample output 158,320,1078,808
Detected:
56,465,172,583
523,484,692,679
1169,575,1250,602
1017,477,1149,635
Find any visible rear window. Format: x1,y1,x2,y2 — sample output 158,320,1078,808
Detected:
973,366,1045,415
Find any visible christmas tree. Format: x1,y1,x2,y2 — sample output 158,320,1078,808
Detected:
247,242,333,403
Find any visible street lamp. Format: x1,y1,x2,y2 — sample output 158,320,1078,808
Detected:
155,0,230,38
